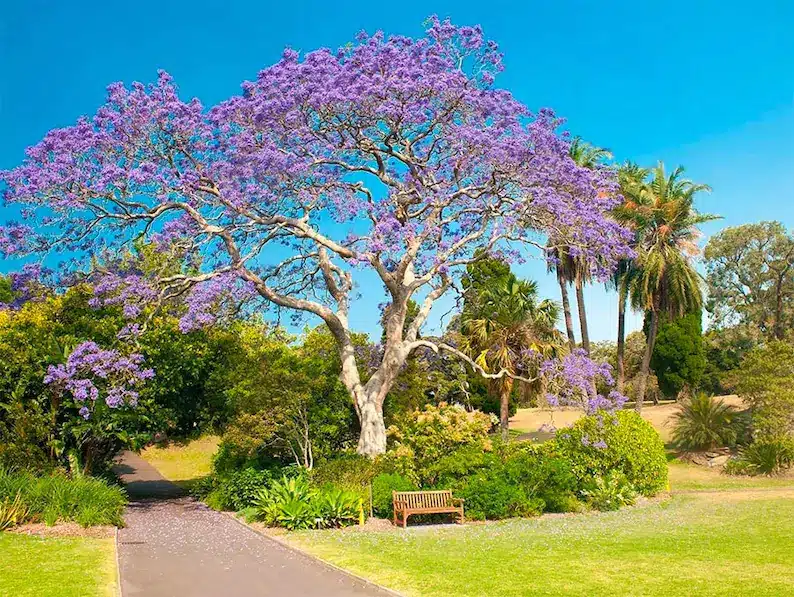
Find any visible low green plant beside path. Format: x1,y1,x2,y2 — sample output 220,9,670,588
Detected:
0,533,117,597
288,492,794,597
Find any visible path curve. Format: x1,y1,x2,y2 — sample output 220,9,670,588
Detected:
114,451,394,597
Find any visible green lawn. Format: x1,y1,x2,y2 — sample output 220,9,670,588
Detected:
288,491,794,597
0,533,117,597
668,459,794,492
140,435,220,489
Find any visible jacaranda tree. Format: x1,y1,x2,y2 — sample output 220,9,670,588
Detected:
1,18,632,455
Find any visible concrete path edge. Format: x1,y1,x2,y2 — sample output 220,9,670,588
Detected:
222,512,405,597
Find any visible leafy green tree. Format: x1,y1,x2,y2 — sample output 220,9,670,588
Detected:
459,256,562,439
218,326,359,469
704,221,794,340
624,162,718,410
735,341,794,440
649,310,706,398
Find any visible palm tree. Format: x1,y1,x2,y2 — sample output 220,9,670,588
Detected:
554,138,613,356
547,245,577,351
459,277,562,441
626,162,718,411
610,162,651,393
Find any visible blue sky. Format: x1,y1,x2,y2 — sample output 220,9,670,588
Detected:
2,0,793,341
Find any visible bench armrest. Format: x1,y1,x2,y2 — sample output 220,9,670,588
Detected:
451,497,465,504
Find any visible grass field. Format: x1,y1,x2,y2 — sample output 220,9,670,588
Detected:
288,490,794,597
510,395,743,443
139,435,220,490
0,533,117,597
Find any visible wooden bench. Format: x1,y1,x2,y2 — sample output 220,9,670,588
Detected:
392,490,464,528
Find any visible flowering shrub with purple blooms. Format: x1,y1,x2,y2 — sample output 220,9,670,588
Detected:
44,341,154,419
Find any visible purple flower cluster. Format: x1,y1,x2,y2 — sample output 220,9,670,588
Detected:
0,264,51,310
541,349,628,415
0,17,635,404
44,341,154,419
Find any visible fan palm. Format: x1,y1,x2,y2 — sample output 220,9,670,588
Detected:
459,277,563,441
625,162,719,410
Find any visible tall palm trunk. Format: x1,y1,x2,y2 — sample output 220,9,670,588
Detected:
616,281,627,393
575,276,590,355
635,309,659,412
499,378,514,442
558,271,576,350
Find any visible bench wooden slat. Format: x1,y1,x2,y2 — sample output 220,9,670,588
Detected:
392,490,464,528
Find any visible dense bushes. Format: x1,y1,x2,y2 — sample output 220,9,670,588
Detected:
253,476,363,530
555,411,668,495
385,403,494,485
371,473,416,518
722,341,794,476
0,469,126,528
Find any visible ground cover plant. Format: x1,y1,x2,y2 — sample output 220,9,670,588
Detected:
0,469,126,528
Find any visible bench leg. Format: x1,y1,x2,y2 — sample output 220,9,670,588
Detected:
403,513,409,528
458,509,465,524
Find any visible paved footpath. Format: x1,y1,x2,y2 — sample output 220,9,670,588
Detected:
114,451,393,597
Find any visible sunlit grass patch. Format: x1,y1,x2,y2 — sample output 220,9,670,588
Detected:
288,493,794,596
140,435,220,490
0,533,116,597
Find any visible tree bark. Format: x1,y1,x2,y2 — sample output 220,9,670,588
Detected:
575,276,590,355
499,379,513,443
558,271,577,351
616,282,627,393
356,399,387,457
635,309,659,413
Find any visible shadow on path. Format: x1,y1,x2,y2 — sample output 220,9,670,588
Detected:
113,451,394,597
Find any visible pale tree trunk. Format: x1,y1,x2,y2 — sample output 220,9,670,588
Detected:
499,378,514,443
356,398,387,456
558,272,577,351
340,299,411,457
635,309,659,413
575,276,590,355
616,282,627,393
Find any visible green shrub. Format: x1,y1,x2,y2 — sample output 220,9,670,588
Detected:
456,470,543,520
734,438,794,476
554,410,668,495
581,471,637,511
310,453,379,490
213,467,274,511
424,445,493,488
671,393,742,451
502,444,579,513
0,469,126,527
316,488,363,528
371,473,416,518
253,475,361,530
385,403,493,484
